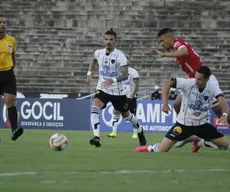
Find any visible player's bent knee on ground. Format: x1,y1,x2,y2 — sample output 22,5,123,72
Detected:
156,137,177,152
211,137,230,149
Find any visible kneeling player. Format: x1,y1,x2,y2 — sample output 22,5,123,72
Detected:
135,66,230,152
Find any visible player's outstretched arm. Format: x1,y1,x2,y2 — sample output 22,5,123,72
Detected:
152,47,188,58
162,79,173,114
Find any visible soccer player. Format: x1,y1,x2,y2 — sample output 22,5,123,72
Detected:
135,66,230,153
86,28,146,147
152,28,230,147
107,65,139,139
0,15,23,140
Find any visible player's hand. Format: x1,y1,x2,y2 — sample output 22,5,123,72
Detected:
162,103,171,114
152,48,164,58
86,75,92,87
102,78,113,89
218,115,228,125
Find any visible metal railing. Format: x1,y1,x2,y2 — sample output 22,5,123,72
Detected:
76,89,230,101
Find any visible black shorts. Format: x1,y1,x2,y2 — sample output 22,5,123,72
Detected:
0,68,17,95
94,90,129,113
165,122,224,141
127,97,137,114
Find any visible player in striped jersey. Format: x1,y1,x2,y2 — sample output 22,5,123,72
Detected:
107,66,139,139
152,28,230,148
135,66,230,153
87,28,146,147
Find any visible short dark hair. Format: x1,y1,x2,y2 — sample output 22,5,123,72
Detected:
0,14,5,18
105,28,117,39
197,66,211,79
158,28,174,37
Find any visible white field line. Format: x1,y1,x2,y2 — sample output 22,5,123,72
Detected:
0,168,230,177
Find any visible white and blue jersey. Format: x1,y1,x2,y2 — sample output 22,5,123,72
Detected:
175,78,223,126
122,67,139,98
94,48,128,95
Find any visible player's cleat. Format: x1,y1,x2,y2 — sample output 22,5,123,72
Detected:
135,146,148,152
192,137,201,153
11,127,24,141
137,128,147,146
107,132,117,138
174,135,196,148
132,134,138,139
89,136,101,147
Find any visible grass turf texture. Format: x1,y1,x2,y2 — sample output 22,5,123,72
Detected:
0,129,230,192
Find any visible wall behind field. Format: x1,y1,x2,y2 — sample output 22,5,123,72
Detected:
1,0,230,93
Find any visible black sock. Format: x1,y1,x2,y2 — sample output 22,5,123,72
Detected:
7,106,18,132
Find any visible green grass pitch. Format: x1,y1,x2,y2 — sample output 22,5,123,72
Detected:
0,129,230,192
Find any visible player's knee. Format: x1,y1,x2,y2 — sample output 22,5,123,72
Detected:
121,111,130,119
92,98,104,109
212,137,230,149
5,99,16,108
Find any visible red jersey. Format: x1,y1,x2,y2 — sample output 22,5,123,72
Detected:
173,38,203,78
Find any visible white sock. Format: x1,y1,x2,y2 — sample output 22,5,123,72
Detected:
133,128,138,135
124,113,142,133
91,106,100,137
148,143,160,152
112,114,120,134
198,139,219,149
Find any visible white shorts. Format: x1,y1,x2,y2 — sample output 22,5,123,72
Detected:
209,74,220,107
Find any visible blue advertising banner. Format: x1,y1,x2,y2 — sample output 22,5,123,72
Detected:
209,102,230,135
99,100,230,134
99,100,177,133
0,97,229,135
0,98,90,130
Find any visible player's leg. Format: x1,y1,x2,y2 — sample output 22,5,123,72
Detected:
173,94,198,147
121,110,146,145
2,69,23,140
135,123,192,152
111,95,146,146
89,90,109,147
192,123,230,152
174,135,197,148
127,97,138,139
107,109,120,138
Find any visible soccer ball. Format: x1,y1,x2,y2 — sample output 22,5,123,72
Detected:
49,133,68,151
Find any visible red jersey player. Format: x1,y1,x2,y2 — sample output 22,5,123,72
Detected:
152,28,230,150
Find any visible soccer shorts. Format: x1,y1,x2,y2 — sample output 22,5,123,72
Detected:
94,90,129,113
165,122,224,141
0,68,17,95
127,97,137,114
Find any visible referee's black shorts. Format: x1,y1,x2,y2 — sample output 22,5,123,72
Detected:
0,68,17,96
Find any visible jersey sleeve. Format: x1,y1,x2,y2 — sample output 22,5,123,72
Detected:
173,40,186,51
172,77,195,90
118,53,128,66
211,83,224,98
93,50,99,59
12,37,17,53
132,69,139,79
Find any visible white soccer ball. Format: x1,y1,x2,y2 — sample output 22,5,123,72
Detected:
49,133,68,151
